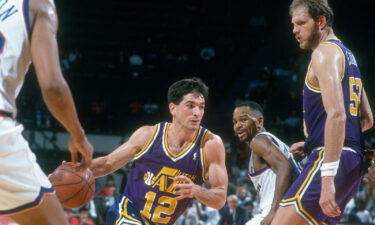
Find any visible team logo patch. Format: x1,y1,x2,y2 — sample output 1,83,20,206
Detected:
143,171,155,186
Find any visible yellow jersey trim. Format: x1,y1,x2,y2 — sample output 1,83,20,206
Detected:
282,150,324,202
115,198,141,225
163,123,199,158
200,130,210,180
305,63,321,91
321,41,345,80
134,124,159,158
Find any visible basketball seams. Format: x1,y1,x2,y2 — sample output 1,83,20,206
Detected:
50,164,96,208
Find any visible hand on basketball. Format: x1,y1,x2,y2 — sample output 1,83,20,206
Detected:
290,141,306,162
68,135,93,169
173,176,198,200
319,177,341,218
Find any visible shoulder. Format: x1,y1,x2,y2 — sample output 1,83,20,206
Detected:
203,131,224,150
202,131,225,162
249,134,271,154
131,125,157,139
30,0,56,16
312,42,343,64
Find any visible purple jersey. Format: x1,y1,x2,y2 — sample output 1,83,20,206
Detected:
124,122,209,225
303,39,363,154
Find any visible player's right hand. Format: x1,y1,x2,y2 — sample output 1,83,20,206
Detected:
68,135,93,169
320,177,341,218
290,141,306,162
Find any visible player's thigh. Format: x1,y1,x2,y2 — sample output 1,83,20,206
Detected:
270,205,309,225
10,194,68,225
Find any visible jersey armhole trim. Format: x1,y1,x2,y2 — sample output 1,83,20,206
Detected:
22,0,31,38
200,130,210,181
321,41,345,81
134,124,159,159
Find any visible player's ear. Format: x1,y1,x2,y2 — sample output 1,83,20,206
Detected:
169,103,176,116
256,116,264,129
318,16,327,30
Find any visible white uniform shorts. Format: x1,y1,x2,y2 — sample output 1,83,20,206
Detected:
0,118,54,215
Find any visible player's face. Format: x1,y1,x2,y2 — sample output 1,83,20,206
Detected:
232,106,258,143
170,93,205,130
291,5,320,50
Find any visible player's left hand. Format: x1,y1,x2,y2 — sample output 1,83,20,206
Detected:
261,210,275,225
173,176,198,200
319,177,341,218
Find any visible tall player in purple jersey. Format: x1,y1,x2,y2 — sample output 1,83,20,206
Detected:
90,77,228,225
270,1,373,225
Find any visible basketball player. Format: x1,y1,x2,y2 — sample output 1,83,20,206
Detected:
0,0,93,224
232,101,301,225
90,77,228,225
271,1,373,225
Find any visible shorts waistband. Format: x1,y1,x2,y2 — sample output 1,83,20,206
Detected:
0,110,13,118
312,146,357,154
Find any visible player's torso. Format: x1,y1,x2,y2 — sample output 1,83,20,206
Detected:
248,132,291,209
303,39,363,154
0,0,31,116
124,122,209,225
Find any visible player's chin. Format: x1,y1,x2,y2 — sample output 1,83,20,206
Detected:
237,134,248,142
188,122,200,129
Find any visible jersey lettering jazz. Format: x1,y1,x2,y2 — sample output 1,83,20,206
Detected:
124,122,209,225
303,39,363,154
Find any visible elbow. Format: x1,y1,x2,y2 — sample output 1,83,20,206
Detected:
213,198,226,210
328,110,346,126
40,79,68,97
214,191,227,210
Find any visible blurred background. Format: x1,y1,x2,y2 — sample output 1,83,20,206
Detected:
9,0,375,224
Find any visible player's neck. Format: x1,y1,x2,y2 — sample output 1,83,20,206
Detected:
314,28,336,50
168,123,198,146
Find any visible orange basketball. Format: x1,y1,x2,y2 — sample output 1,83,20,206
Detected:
49,163,95,208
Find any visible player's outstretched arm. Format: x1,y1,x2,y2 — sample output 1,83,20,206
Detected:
173,133,228,209
360,88,373,132
90,126,154,178
250,135,293,225
30,0,93,167
313,43,346,218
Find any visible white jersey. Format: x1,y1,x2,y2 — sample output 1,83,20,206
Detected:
0,0,31,117
247,132,294,218
0,0,54,215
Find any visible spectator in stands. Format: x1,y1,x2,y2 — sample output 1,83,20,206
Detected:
237,185,251,207
64,208,79,225
174,203,200,225
348,197,372,223
95,175,117,208
190,199,220,225
77,207,96,225
219,195,248,225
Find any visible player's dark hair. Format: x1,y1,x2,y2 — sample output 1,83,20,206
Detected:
289,0,334,27
168,77,209,104
235,100,263,117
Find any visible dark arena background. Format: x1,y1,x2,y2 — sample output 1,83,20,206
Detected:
2,0,375,224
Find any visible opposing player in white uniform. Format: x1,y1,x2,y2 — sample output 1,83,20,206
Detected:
232,101,301,225
0,0,93,224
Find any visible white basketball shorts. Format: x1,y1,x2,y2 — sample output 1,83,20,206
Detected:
0,118,54,215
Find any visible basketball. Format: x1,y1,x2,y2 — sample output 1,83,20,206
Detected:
49,163,95,208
